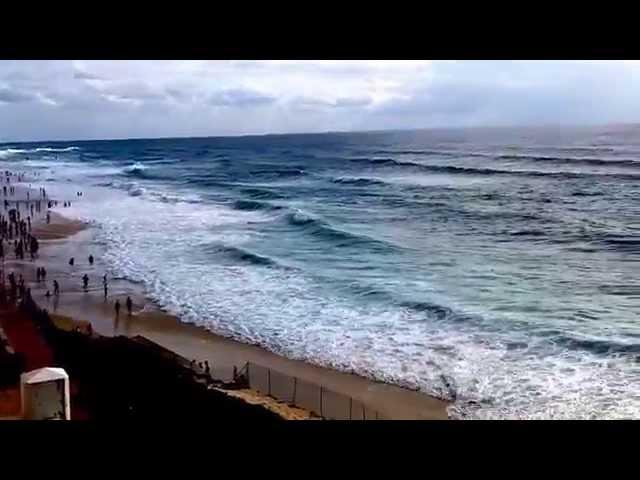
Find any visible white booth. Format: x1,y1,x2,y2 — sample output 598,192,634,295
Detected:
20,367,71,420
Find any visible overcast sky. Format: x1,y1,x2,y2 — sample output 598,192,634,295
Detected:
0,60,639,142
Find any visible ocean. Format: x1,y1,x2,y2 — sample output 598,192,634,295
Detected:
1,125,639,419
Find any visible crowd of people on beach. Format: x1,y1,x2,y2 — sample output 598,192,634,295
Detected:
0,168,135,325
0,169,244,392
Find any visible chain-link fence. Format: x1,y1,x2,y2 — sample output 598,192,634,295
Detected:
245,362,383,420
123,337,384,419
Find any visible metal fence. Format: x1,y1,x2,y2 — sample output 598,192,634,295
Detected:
129,337,384,419
245,362,383,420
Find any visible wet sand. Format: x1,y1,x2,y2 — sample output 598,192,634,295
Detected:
12,198,449,419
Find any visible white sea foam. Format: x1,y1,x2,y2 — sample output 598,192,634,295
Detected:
33,146,80,153
122,162,148,174
0,148,28,159
52,183,638,419
0,146,79,159
4,151,639,420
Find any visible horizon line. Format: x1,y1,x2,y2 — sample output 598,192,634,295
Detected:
0,121,636,146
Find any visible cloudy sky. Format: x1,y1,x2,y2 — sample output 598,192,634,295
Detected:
0,60,639,142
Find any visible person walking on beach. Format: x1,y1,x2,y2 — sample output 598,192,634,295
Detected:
82,274,89,292
53,280,59,296
126,296,132,316
18,275,24,298
114,299,121,317
88,254,94,266
30,236,38,259
103,274,108,299
46,212,50,224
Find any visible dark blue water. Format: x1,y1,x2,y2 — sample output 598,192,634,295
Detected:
2,125,639,418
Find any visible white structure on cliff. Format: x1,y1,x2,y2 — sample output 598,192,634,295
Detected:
20,367,70,420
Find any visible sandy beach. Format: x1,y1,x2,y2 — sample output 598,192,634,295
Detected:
9,193,449,419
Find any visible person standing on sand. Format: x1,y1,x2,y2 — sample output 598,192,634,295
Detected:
103,274,108,299
69,257,74,266
115,299,121,317
89,254,94,266
53,280,60,296
126,296,132,316
18,275,24,298
30,236,38,259
82,274,89,292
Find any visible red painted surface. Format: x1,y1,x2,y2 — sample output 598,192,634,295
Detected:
0,306,89,419
1,307,54,370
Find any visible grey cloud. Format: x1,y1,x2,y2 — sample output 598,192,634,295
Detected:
372,61,640,128
73,70,102,80
208,88,276,107
0,60,640,142
292,96,334,108
97,81,166,102
0,87,36,104
334,96,372,108
292,96,372,109
165,87,197,103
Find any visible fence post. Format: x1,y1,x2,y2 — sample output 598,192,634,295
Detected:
319,385,323,418
292,377,297,405
267,368,271,396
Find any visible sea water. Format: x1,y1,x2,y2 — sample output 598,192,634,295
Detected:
2,125,639,419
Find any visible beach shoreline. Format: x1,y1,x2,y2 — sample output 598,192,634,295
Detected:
23,208,450,420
